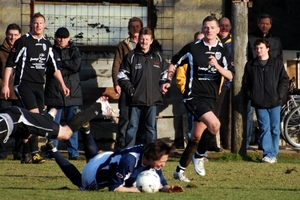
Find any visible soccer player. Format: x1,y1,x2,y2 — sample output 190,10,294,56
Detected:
0,96,113,143
161,16,235,182
42,136,184,193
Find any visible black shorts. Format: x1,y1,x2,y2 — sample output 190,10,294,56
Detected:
15,83,44,112
11,108,59,139
184,97,216,122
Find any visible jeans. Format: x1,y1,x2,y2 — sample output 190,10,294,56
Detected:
125,106,157,147
48,106,79,159
246,100,255,148
256,106,281,158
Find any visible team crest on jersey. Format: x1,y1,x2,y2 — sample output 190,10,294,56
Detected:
43,43,47,51
116,172,123,179
215,52,221,60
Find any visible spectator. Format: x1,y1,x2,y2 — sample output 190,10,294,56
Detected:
2,12,69,164
111,17,143,148
246,14,283,148
118,27,168,148
44,27,82,160
161,16,234,182
243,38,289,163
0,23,22,160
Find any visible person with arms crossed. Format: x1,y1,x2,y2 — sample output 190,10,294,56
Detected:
44,27,82,160
243,38,288,163
161,16,234,182
118,27,168,148
0,23,23,160
2,12,69,164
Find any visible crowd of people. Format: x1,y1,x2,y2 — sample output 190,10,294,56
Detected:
0,11,289,192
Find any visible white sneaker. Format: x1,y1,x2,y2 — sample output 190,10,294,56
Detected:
269,157,277,164
96,96,117,122
262,156,272,163
173,169,190,182
192,154,206,176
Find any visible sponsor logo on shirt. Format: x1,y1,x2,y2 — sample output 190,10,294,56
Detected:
135,63,142,70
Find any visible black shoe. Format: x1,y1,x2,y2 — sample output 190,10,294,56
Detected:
69,156,79,160
20,153,32,164
13,152,22,160
40,141,57,153
81,122,90,134
208,146,223,152
31,153,45,164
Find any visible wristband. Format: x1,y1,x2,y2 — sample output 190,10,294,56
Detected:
165,79,171,84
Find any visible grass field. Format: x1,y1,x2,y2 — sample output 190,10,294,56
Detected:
0,151,300,200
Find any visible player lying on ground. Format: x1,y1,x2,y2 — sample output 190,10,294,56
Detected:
42,134,184,193
0,96,114,143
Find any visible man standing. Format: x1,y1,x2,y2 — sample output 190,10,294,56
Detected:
243,38,288,163
0,23,22,160
161,16,234,182
2,12,69,163
118,27,168,148
111,17,143,148
246,14,283,148
44,27,82,160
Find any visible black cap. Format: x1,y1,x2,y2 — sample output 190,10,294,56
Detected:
55,27,70,38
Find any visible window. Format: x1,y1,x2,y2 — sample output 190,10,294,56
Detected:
34,0,153,52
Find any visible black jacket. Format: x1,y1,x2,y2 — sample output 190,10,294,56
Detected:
44,41,83,107
243,56,289,108
247,29,283,61
117,45,168,106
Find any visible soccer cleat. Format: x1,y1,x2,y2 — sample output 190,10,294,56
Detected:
40,141,57,153
32,153,45,164
96,96,117,122
48,108,57,120
20,153,32,164
261,156,272,163
192,154,206,176
173,169,191,182
81,122,90,134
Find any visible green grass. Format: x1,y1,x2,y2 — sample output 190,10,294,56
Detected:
1,151,300,200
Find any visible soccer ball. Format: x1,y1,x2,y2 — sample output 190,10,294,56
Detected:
136,169,161,193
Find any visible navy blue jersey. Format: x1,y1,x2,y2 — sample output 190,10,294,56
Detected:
96,144,168,191
171,39,235,100
6,32,58,85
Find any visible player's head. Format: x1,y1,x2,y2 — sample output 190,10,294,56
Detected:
201,15,220,41
30,12,46,38
143,139,173,169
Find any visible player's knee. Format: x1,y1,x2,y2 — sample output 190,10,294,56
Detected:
208,120,220,135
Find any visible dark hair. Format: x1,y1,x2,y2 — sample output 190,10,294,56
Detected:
194,31,201,41
128,17,143,34
31,12,45,23
139,27,153,39
143,139,173,161
202,15,219,27
6,23,21,34
257,14,272,25
254,38,270,49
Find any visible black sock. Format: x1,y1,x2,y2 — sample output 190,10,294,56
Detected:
177,139,198,171
67,103,101,133
195,129,215,157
